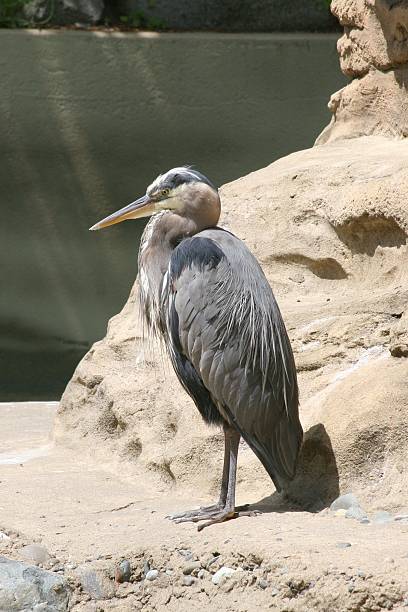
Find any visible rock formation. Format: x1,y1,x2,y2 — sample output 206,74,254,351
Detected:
57,0,408,513
317,0,408,143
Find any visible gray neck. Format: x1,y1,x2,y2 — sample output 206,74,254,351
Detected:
137,211,198,335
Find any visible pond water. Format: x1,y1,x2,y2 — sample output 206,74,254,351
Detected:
0,31,346,399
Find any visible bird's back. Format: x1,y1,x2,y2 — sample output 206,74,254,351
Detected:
162,227,303,491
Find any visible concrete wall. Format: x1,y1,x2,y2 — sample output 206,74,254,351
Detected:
0,30,346,399
114,0,338,31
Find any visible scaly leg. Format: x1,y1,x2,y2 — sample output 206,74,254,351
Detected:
167,425,258,529
166,423,232,521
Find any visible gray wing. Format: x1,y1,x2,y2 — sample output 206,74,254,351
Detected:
164,228,303,490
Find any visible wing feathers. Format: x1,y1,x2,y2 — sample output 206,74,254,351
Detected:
164,229,303,489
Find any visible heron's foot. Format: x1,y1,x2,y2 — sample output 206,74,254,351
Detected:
166,504,261,529
196,508,261,532
166,503,224,522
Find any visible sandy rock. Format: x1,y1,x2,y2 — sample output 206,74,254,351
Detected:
316,0,408,143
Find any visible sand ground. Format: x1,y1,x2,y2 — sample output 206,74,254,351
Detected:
1,402,408,611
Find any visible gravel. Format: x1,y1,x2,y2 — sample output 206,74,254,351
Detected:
182,575,195,587
212,566,235,585
115,559,131,583
182,561,201,575
145,569,159,581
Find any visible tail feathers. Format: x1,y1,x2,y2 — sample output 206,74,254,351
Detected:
241,419,303,493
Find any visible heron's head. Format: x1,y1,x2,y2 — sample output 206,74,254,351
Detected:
90,167,220,231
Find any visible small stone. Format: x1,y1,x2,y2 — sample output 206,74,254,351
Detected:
357,570,366,578
178,549,193,560
359,517,370,524
145,569,159,581
373,511,393,525
336,542,352,549
212,566,235,585
335,509,347,517
330,494,360,512
271,587,279,596
0,532,10,541
115,560,131,583
165,569,173,576
20,544,50,565
182,575,195,587
206,555,221,570
198,569,208,579
258,578,268,589
182,561,201,575
345,506,367,521
394,514,408,522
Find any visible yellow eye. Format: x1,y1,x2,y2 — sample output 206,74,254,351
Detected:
161,189,170,197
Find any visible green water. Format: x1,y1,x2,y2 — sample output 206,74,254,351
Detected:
0,31,346,400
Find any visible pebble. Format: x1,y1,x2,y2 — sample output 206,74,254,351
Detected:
394,514,408,522
335,509,347,518
178,549,193,560
359,517,370,524
198,569,208,579
145,569,159,581
19,544,50,566
182,575,195,587
346,506,367,521
258,578,268,589
330,493,360,512
212,566,235,585
372,511,393,525
336,542,352,549
206,555,221,570
182,561,201,575
0,532,10,541
115,560,131,583
271,587,279,597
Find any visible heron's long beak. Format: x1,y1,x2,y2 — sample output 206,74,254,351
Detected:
89,195,155,231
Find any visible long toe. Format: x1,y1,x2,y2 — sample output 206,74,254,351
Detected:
196,510,237,531
196,508,261,531
166,503,222,522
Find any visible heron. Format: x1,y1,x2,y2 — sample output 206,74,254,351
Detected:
90,167,303,530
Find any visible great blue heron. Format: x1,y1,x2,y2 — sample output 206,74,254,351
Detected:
90,167,303,530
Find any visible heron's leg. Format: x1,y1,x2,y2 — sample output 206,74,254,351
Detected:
166,423,233,521
195,426,241,531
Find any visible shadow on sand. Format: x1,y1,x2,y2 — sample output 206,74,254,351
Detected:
246,424,339,515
